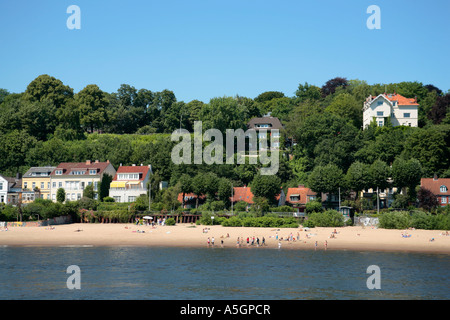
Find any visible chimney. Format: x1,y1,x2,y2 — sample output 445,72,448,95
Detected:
106,160,110,163
433,174,438,181
86,160,91,165
95,160,99,164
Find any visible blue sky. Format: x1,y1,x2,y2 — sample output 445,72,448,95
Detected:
0,0,449,103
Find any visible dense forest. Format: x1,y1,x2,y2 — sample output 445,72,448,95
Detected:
0,74,449,211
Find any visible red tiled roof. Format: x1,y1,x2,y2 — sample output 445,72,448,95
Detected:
52,161,111,176
113,165,151,181
231,186,254,204
286,186,317,204
420,178,450,195
384,93,419,106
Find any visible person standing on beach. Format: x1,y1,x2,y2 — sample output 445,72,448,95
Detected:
315,241,318,251
324,240,328,250
262,237,265,246
207,237,210,247
211,237,215,247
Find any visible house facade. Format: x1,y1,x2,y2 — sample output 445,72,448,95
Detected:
247,115,284,151
285,185,317,213
21,167,56,203
363,93,419,129
109,164,152,203
421,178,450,207
6,175,22,205
50,160,116,202
0,175,8,204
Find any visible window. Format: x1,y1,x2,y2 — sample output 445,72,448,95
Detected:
113,196,121,202
442,197,447,204
378,121,383,127
41,182,44,189
441,185,448,193
55,170,63,175
32,182,36,189
0,182,3,190
128,196,136,202
52,182,56,188
58,182,63,188
404,113,411,118
47,182,50,189
377,111,384,117
377,101,383,106
89,169,97,175
24,182,28,189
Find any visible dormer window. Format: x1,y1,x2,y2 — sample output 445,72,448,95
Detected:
89,169,97,175
441,185,448,193
55,170,63,175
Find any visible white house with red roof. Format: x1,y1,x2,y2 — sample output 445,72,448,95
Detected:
420,177,450,207
50,160,116,202
109,164,152,203
363,93,419,129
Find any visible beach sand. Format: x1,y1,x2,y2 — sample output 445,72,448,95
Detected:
0,223,449,254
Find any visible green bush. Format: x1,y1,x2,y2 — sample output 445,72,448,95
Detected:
166,218,176,226
220,216,298,228
378,211,410,229
308,210,344,227
305,201,323,214
103,196,115,202
302,219,315,228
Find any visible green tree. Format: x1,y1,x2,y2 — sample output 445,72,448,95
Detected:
308,164,344,198
368,160,391,191
391,158,423,199
23,74,74,109
345,161,370,198
250,174,281,204
325,93,361,128
83,184,95,199
99,174,113,202
76,84,109,132
56,188,66,203
295,82,322,102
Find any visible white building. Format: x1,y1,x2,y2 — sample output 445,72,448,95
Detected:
0,174,8,204
109,164,152,203
363,93,419,129
50,160,116,202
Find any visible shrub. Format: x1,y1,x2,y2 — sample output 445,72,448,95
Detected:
166,218,176,226
308,210,344,227
302,219,315,228
305,201,323,214
378,211,410,229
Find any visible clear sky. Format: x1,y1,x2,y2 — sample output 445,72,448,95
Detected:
0,0,449,103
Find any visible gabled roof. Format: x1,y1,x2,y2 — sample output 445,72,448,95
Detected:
23,166,56,178
52,160,111,176
231,186,254,204
286,186,317,204
421,178,450,195
384,93,419,106
113,165,152,181
247,116,284,130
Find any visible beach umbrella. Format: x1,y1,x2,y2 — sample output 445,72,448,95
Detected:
143,216,152,220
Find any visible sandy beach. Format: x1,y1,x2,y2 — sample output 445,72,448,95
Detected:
0,223,449,254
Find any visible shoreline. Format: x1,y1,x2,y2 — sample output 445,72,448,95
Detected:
1,223,449,254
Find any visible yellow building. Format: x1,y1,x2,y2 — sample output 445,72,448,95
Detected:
22,167,56,203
